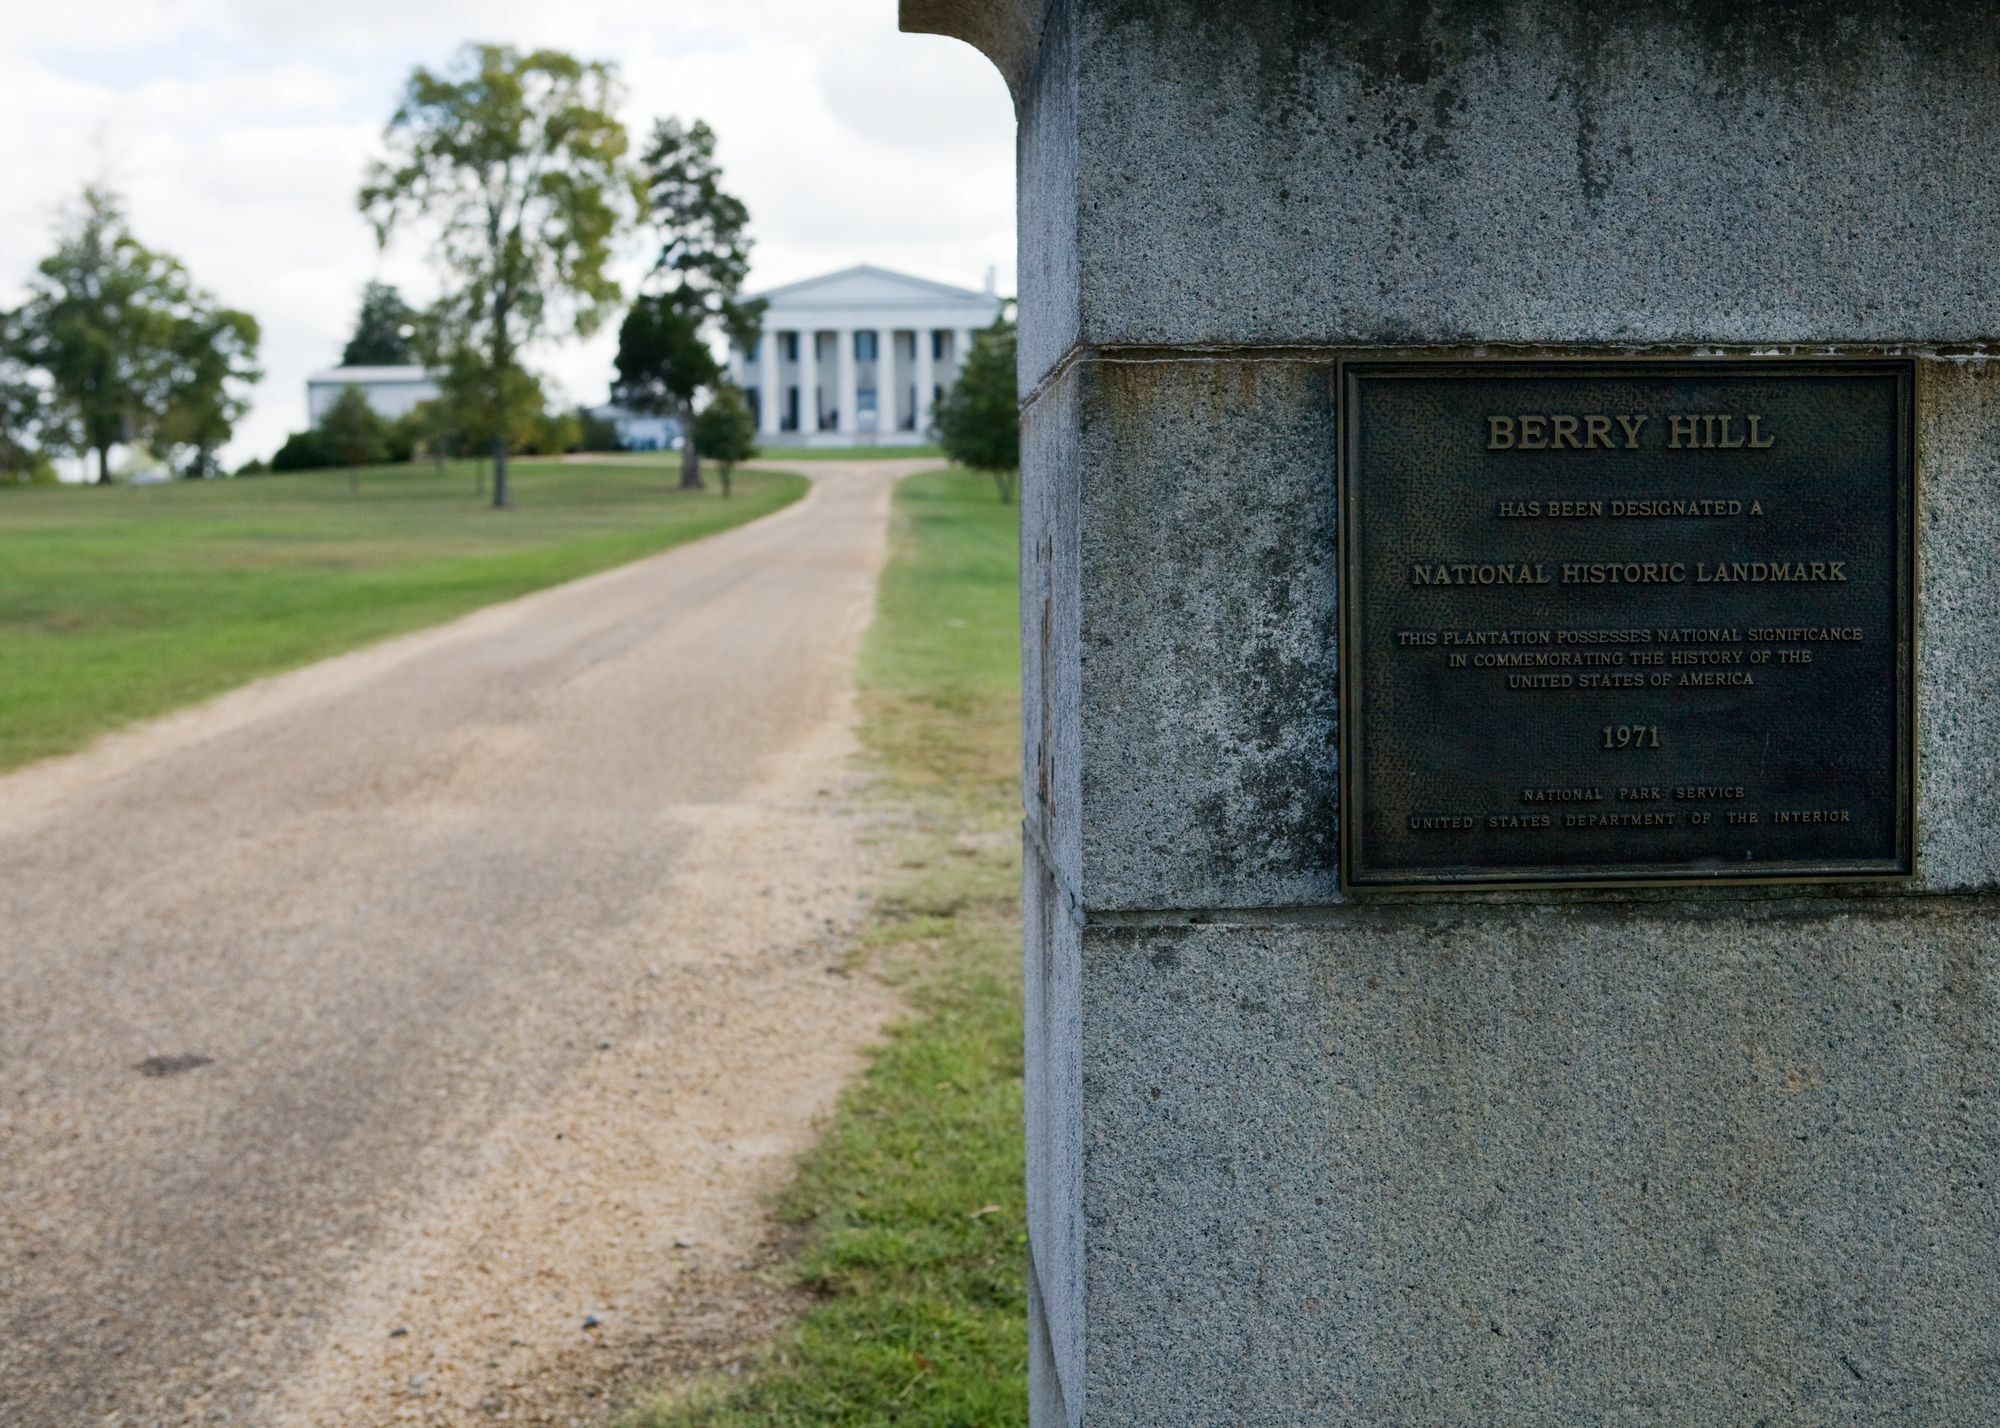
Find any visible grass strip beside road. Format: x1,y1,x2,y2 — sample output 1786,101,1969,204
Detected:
0,460,805,773
631,469,1026,1426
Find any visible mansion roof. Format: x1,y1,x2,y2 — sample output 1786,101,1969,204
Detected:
750,264,999,315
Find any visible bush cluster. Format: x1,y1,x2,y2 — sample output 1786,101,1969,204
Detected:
263,385,621,474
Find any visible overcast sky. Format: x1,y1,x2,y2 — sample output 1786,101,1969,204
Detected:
0,1,1017,467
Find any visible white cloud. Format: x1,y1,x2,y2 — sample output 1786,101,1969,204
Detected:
0,2,1015,464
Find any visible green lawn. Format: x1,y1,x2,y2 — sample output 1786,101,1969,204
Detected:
630,469,1026,1427
0,460,805,773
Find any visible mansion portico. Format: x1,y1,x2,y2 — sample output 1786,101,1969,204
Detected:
730,265,1005,446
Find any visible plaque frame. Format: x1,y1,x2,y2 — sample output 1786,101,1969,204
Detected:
1337,355,1919,893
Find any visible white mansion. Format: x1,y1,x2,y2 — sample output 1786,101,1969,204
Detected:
729,265,1005,446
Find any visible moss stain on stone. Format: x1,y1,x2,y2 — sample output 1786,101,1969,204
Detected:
1089,0,1999,168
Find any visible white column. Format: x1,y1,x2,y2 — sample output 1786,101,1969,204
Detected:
863,327,885,434
914,327,935,436
959,328,979,375
757,330,781,436
837,327,858,436
799,330,818,435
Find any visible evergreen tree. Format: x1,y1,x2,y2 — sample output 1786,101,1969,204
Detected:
934,317,1020,503
614,296,715,473
319,386,392,474
693,381,758,497
340,282,418,366
614,117,762,490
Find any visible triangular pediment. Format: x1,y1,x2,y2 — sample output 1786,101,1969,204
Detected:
754,264,995,311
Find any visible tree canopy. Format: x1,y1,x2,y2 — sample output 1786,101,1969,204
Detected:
157,305,262,477
613,117,762,490
934,318,1020,502
0,336,54,484
361,43,636,508
341,282,419,367
319,386,393,471
7,184,260,482
434,345,550,466
613,295,716,434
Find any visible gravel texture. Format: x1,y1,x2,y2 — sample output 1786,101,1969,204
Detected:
0,460,931,1426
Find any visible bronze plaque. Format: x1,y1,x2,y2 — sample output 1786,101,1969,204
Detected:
1339,359,1916,889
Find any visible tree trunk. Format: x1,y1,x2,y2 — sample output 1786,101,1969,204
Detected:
488,251,514,510
678,402,703,490
97,445,112,485
721,462,733,499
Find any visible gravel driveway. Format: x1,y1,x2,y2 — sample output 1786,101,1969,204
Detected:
0,459,932,1426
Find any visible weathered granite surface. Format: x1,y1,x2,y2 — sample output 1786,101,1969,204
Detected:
923,0,2000,391
1023,839,1083,1427
1057,352,2000,912
1074,357,1340,912
1083,901,2000,1426
1914,361,2000,889
902,2,2000,1424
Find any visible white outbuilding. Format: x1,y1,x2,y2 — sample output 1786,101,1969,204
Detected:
728,265,1004,446
581,403,682,452
305,366,442,428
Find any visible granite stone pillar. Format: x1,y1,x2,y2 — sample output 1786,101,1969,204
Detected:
902,3,2000,1424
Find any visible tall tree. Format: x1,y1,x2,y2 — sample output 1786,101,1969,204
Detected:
612,296,715,474
693,380,757,498
934,317,1020,503
614,117,762,491
340,281,418,366
9,185,222,485
361,44,636,509
158,305,261,477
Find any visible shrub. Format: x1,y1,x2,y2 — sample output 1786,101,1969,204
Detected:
576,406,621,452
270,429,329,472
